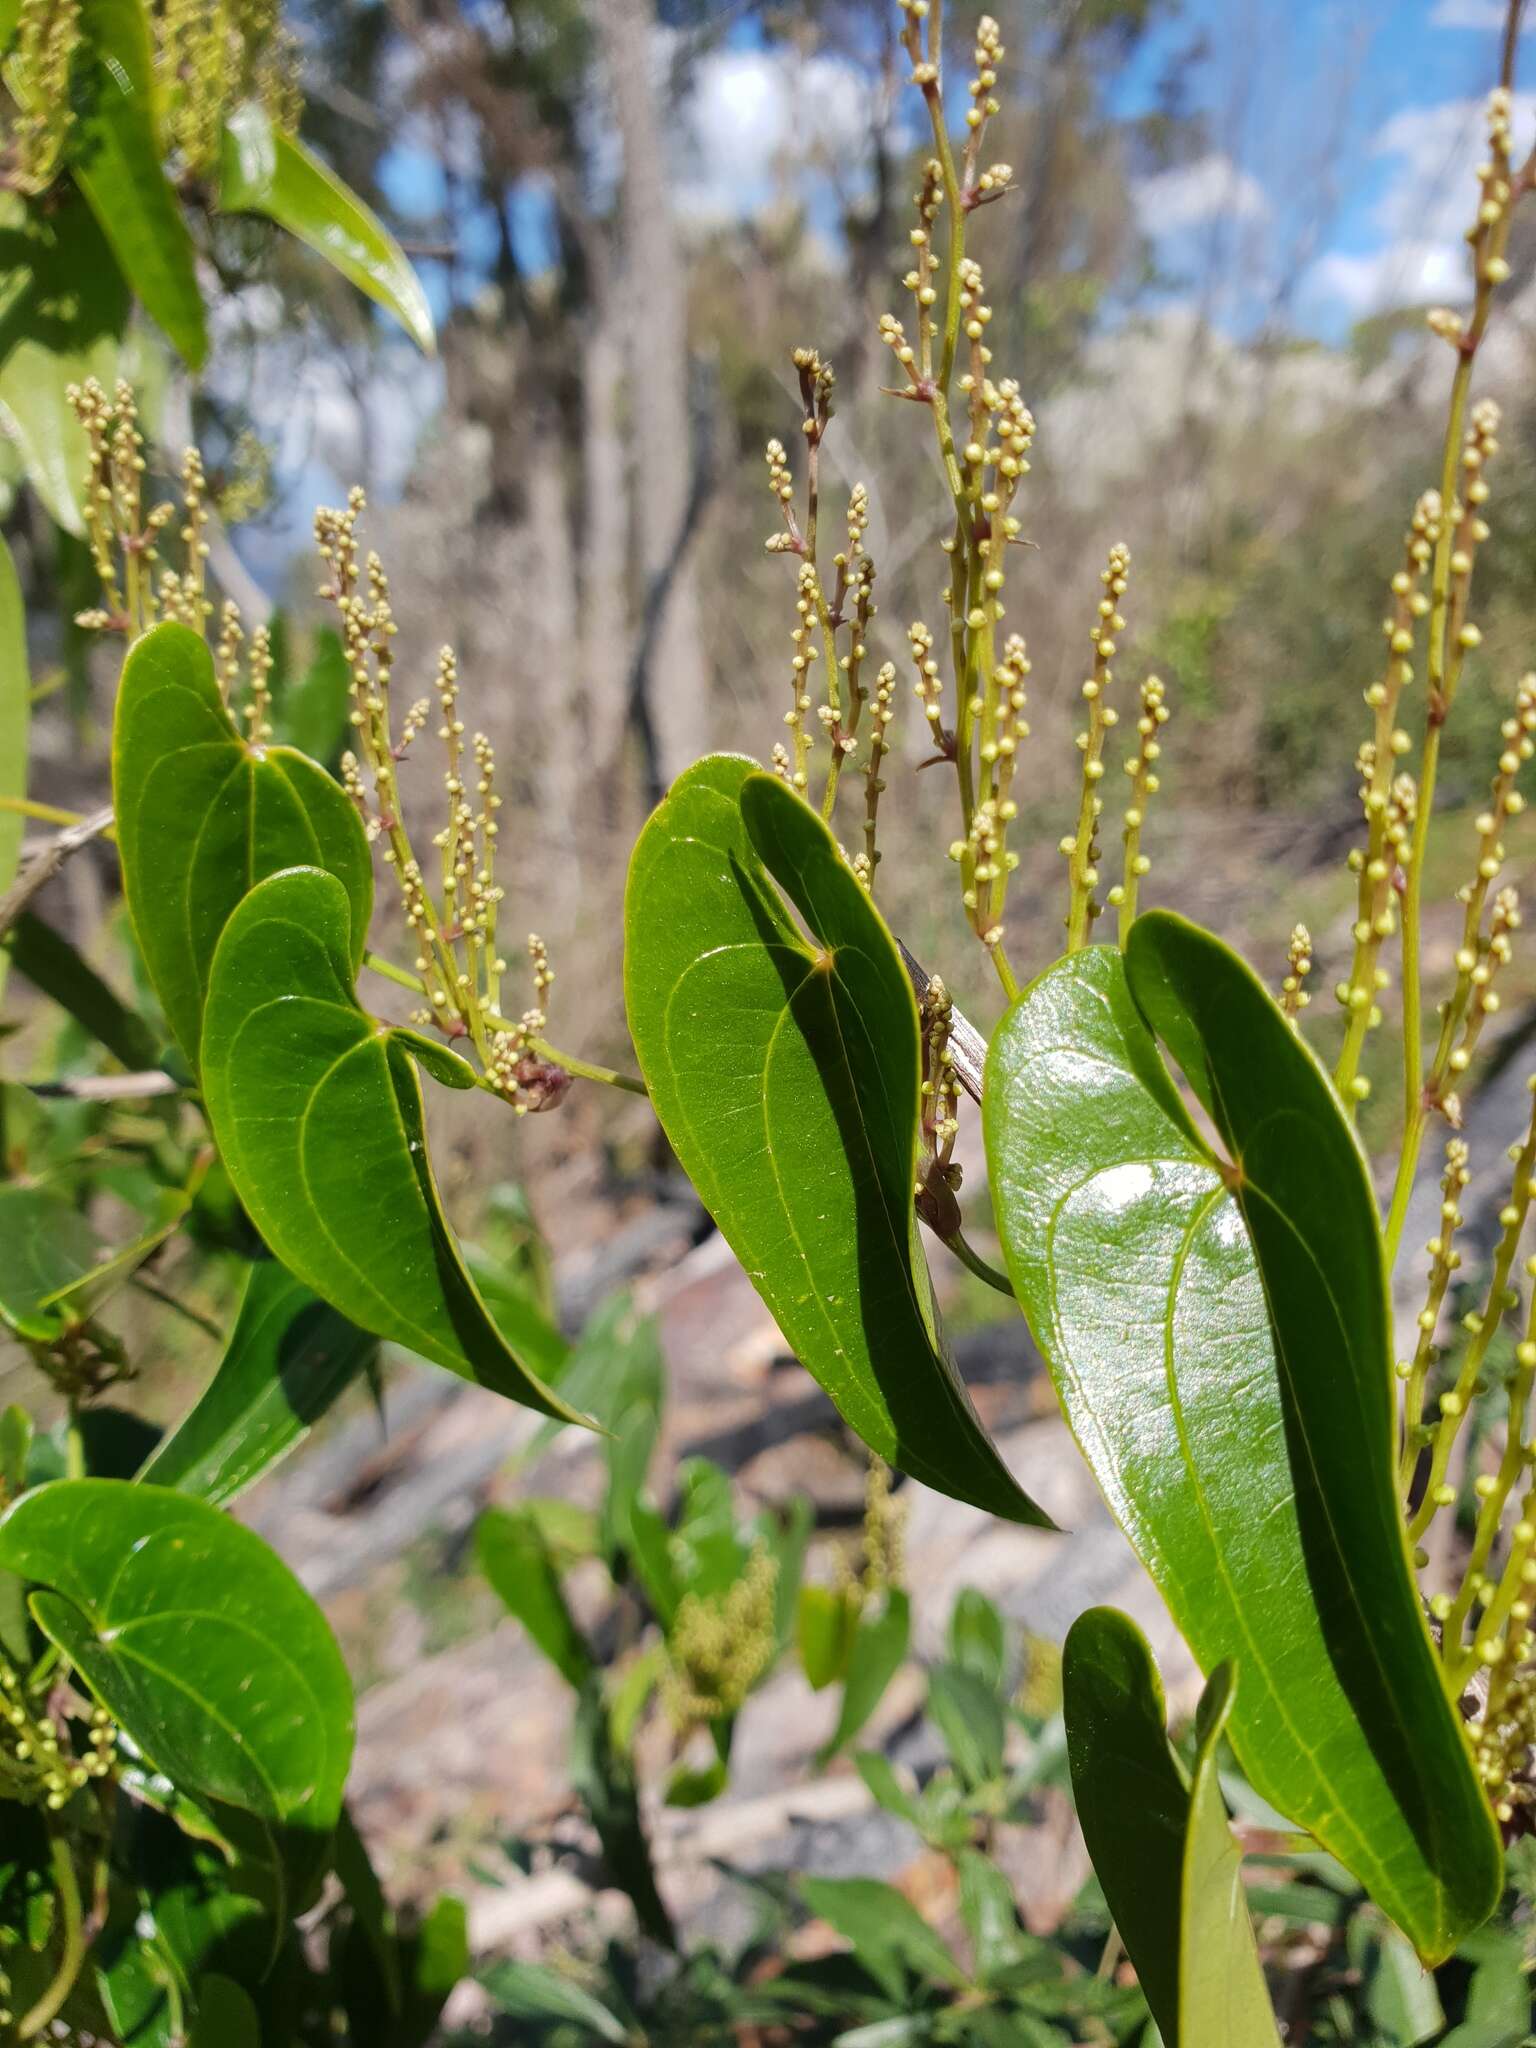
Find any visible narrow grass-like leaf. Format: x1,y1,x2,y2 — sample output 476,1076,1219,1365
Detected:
1063,1608,1277,2047
0,535,25,1003
139,1260,377,1504
201,865,590,1422
113,621,372,1071
819,1589,909,1764
798,1876,969,1999
0,1480,353,1829
1182,1663,1280,2045
220,103,435,354
72,0,207,366
0,1183,106,1340
4,912,161,1071
988,923,1501,1960
799,1583,858,1692
477,1506,594,1690
625,755,1044,1525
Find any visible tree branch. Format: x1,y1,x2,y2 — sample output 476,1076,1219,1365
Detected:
0,805,115,942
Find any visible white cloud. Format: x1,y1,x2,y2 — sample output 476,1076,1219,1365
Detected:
1430,0,1533,27
1133,153,1269,235
1370,92,1536,244
1300,89,1535,322
1304,239,1471,317
674,46,873,222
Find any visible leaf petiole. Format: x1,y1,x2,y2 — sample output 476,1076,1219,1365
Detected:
938,1227,1016,1301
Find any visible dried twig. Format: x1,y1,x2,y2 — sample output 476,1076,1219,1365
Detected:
898,939,986,1105
0,805,115,942
25,1071,179,1103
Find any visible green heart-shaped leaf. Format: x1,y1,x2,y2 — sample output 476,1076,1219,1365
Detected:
1063,1606,1278,2046
0,1479,352,1830
72,0,208,368
987,915,1501,1960
219,103,435,355
200,863,590,1422
624,755,1045,1525
139,1260,378,1505
114,620,373,1072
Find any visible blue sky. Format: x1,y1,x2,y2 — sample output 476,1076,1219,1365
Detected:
368,2,1532,348
1111,0,1532,339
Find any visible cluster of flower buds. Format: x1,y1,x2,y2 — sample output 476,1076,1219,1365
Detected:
1279,924,1314,1019
0,1658,115,1811
9,0,82,195
661,1548,779,1731
315,491,569,1112
1060,545,1132,947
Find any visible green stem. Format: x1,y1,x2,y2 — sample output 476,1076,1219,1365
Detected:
529,1037,648,1098
362,948,428,996
18,1831,84,2042
940,1228,1016,1299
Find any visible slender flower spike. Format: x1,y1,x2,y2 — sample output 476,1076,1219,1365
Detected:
1280,924,1314,1022
1108,671,1169,943
1063,544,1130,951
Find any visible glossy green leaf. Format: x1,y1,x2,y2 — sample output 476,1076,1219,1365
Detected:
0,1182,105,1339
671,1457,747,1599
625,755,1043,1525
481,1960,628,2042
927,1661,1005,1789
948,1588,1006,1692
201,865,591,1421
854,1751,924,1830
1438,1927,1531,2048
799,1876,969,2000
1349,1914,1444,2047
1062,1608,1276,2047
462,1246,570,1397
819,1589,909,1765
397,1895,469,2048
0,1480,353,1830
0,534,24,1003
333,1807,402,2019
1182,1664,1279,2046
270,625,352,766
4,911,162,1071
956,1849,1032,1986
188,1975,260,2047
0,184,128,532
664,1757,729,1807
765,1493,813,1652
219,103,435,354
0,1403,31,1491
113,620,373,1071
477,1505,593,1690
987,918,1500,1959
139,1260,377,1504
799,1583,860,1691
72,0,207,366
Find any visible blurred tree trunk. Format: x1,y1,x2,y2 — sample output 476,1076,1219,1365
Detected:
527,394,583,929
594,0,709,788
579,255,631,774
